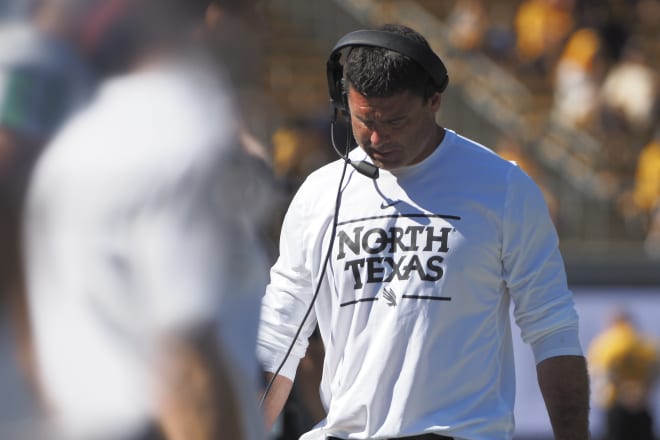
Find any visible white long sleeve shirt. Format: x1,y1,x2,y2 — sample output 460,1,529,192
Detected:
258,129,582,440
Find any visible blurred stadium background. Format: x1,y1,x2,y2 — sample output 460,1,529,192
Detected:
1,0,658,439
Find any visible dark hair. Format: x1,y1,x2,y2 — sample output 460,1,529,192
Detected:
344,23,440,100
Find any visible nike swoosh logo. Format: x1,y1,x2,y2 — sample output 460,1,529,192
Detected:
380,200,401,209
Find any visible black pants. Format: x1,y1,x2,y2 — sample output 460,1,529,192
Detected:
605,403,655,440
327,435,453,440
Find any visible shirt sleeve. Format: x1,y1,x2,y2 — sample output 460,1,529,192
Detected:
257,181,320,380
502,166,583,364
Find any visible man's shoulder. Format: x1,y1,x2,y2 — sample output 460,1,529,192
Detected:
450,131,510,163
446,130,520,180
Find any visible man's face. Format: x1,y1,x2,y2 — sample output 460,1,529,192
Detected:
347,86,442,171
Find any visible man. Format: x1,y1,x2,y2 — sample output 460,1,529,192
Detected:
22,0,269,439
257,24,589,440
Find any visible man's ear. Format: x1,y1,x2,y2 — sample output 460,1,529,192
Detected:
428,91,442,113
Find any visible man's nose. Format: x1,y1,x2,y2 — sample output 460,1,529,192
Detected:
369,126,390,146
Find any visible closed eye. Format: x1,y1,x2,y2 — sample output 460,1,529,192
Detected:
386,118,406,128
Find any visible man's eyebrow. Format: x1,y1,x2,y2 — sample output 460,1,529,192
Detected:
355,114,406,123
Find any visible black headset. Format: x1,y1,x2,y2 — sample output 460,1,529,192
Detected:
326,29,450,117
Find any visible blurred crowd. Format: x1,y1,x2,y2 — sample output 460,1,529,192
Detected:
445,0,660,251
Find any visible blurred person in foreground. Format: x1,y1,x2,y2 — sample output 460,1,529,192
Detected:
0,0,93,396
22,0,270,439
258,23,589,440
587,308,659,440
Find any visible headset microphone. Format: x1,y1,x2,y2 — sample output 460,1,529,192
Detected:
349,159,379,179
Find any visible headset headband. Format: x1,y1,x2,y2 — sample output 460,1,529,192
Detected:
327,29,449,113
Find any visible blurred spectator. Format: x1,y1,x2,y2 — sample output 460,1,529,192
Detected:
447,0,488,52
513,0,575,78
22,0,270,439
631,133,660,222
480,4,518,65
595,39,657,193
0,0,93,415
629,131,660,257
616,131,660,243
598,39,657,137
588,308,659,440
551,27,604,128
574,0,636,63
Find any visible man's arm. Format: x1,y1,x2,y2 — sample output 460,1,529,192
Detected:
262,372,294,431
537,355,590,440
158,325,246,440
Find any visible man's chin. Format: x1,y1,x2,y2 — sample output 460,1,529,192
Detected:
374,162,401,171
370,155,400,171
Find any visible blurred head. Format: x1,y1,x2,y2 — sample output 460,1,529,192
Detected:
344,24,444,171
35,0,210,76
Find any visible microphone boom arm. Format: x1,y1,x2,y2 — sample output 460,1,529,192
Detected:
330,120,379,180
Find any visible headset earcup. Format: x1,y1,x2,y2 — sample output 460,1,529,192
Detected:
326,54,345,114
